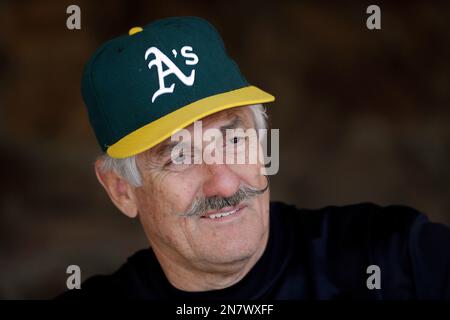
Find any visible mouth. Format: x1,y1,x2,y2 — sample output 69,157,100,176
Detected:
200,203,247,220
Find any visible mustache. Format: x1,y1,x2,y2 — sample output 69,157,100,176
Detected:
180,177,269,217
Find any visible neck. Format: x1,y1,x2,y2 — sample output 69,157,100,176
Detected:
151,230,269,292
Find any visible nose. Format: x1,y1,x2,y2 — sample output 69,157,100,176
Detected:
202,164,241,198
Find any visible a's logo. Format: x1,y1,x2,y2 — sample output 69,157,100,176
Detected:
145,46,199,103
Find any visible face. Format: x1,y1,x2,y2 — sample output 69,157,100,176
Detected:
134,106,270,272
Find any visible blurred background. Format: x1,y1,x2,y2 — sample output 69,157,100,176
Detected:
0,0,449,299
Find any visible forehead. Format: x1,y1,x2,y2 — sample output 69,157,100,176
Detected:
193,106,253,128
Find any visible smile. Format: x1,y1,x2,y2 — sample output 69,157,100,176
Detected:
201,204,246,220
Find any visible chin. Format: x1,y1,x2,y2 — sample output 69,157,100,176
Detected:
199,230,265,266
190,206,269,266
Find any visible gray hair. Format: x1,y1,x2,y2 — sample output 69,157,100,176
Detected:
98,104,268,187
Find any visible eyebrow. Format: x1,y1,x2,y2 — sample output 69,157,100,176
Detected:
153,140,179,159
152,115,247,159
219,116,245,136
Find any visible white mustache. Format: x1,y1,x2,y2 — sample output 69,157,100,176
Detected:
180,178,269,217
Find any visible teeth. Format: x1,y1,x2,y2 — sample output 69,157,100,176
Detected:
207,208,239,219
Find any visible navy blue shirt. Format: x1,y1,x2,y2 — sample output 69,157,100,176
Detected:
58,202,450,299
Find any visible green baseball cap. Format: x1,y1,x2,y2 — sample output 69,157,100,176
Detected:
82,16,275,158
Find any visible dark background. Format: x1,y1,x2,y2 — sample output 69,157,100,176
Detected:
0,0,449,299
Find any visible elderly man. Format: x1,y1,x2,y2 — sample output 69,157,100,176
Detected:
60,17,450,299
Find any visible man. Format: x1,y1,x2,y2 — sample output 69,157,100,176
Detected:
60,16,450,299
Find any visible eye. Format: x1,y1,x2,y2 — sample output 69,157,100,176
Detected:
165,151,184,167
230,136,243,144
174,151,186,163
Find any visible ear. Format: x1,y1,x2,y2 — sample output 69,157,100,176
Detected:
94,158,139,218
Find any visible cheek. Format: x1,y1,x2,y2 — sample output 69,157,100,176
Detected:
136,174,206,255
137,173,201,226
167,174,203,212
229,163,265,187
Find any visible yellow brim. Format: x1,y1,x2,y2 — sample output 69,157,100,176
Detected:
107,85,275,158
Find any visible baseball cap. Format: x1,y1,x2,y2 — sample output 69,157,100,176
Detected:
82,16,275,158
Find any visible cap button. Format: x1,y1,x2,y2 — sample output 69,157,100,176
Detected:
128,26,143,35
